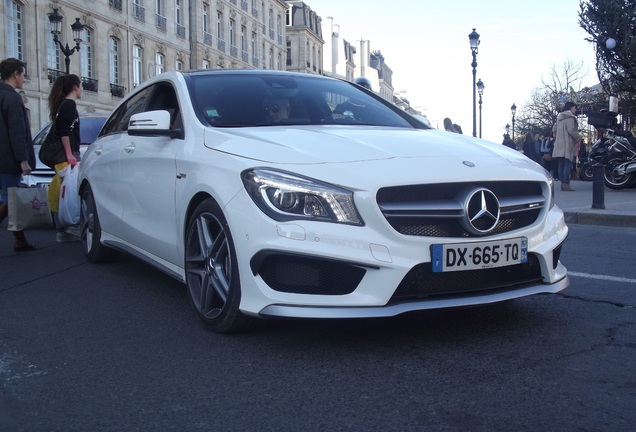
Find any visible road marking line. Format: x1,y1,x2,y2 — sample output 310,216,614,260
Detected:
569,271,636,284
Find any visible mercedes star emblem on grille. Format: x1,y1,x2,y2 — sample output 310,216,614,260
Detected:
461,188,500,235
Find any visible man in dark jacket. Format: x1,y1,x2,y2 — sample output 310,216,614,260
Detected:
0,57,37,251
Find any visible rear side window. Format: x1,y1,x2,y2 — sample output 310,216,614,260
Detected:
101,87,152,135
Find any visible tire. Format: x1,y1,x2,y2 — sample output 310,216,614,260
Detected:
80,184,119,262
578,162,594,181
184,198,261,333
603,154,636,190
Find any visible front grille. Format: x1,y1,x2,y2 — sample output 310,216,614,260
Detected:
377,181,545,238
391,254,543,301
256,253,366,295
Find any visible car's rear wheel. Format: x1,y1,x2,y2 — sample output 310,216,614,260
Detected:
80,184,119,262
184,198,260,333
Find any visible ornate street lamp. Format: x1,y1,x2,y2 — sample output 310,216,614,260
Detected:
476,78,484,138
511,103,517,141
48,8,85,75
505,123,510,136
468,28,480,138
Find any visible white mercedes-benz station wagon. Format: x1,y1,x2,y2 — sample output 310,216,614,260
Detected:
78,70,569,332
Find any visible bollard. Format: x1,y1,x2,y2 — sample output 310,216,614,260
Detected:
592,163,605,209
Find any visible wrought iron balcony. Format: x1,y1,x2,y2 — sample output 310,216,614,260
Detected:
82,77,98,92
47,69,64,83
269,29,275,40
218,39,226,52
230,46,238,57
241,1,248,11
252,56,259,67
156,14,167,31
242,51,249,63
110,83,125,98
109,0,122,11
133,4,145,22
204,32,213,46
176,24,185,39
252,7,258,18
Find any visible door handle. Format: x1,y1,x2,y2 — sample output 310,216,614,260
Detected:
124,144,135,153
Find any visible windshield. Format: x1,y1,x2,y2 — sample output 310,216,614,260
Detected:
188,74,415,128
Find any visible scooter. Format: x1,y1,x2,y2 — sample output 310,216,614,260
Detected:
578,136,611,182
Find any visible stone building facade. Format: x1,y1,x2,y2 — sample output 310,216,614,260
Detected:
1,0,287,132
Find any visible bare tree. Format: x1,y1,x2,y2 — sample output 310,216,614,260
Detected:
516,60,590,137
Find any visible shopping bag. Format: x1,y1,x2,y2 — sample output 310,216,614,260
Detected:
7,185,54,231
57,165,80,228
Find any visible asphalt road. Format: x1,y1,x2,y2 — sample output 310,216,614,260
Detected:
1,224,635,432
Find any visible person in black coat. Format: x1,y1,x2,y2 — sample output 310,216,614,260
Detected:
0,58,36,251
522,133,541,163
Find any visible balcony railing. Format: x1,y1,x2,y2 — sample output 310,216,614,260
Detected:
241,1,248,11
262,24,266,35
156,14,167,31
242,50,249,63
278,34,282,45
269,29,275,40
109,0,122,11
110,83,125,98
203,31,212,46
176,24,185,39
217,39,226,52
252,7,258,18
252,56,259,67
230,46,238,57
47,69,64,83
133,4,145,22
82,77,98,92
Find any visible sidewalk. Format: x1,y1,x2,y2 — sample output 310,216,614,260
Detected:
554,179,636,227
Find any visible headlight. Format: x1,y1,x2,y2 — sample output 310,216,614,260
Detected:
241,168,363,226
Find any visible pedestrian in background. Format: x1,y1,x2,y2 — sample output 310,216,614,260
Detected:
0,58,37,252
522,133,540,163
47,74,83,242
553,101,582,191
502,133,516,150
443,117,459,133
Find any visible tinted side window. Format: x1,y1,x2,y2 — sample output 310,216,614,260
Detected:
101,87,152,135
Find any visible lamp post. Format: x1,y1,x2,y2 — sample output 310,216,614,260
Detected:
511,103,517,141
476,78,484,138
468,28,480,138
505,123,510,136
48,8,85,75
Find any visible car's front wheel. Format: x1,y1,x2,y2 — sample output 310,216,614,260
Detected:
184,198,260,333
80,184,119,262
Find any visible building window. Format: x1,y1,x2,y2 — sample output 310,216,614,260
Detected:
229,19,235,47
241,26,247,51
5,0,23,60
133,45,143,87
109,37,121,84
286,40,291,66
133,0,145,21
46,18,60,72
156,53,164,76
269,48,274,69
202,59,209,69
80,28,94,79
176,60,183,70
156,0,163,16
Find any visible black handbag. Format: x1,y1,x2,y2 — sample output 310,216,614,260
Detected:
38,101,72,169
38,126,66,169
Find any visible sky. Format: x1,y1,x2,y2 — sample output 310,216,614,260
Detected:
314,0,599,143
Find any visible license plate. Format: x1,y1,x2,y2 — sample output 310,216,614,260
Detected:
431,237,527,273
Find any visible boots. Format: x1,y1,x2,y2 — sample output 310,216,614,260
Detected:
561,183,575,192
13,230,36,252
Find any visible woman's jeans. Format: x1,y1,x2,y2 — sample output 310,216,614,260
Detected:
557,157,572,185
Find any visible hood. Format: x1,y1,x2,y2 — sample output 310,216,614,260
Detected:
557,111,576,122
204,125,527,165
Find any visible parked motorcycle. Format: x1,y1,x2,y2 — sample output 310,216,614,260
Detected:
578,136,611,182
603,129,636,189
581,111,636,189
